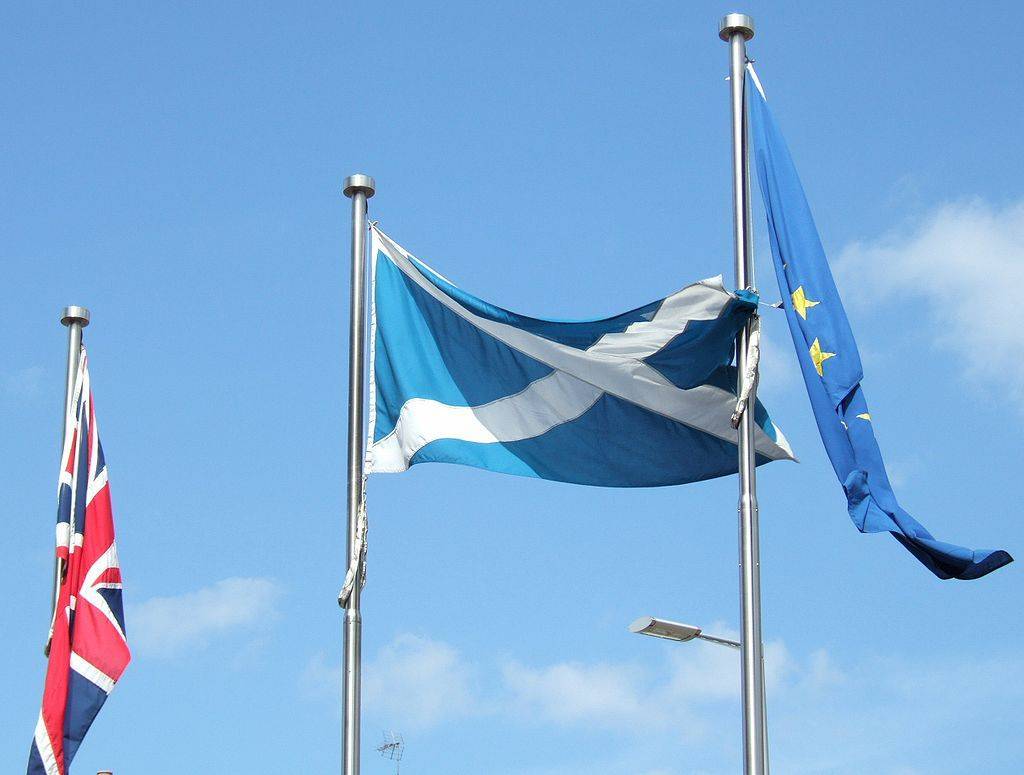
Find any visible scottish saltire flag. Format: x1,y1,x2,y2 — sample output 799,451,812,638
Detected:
366,226,794,487
29,349,130,774
747,67,1011,579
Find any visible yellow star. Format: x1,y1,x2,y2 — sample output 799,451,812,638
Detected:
809,338,836,376
791,286,820,319
856,412,871,421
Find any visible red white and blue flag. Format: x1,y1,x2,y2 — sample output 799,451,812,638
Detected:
29,348,130,775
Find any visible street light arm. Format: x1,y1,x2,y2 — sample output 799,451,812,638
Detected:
697,633,741,650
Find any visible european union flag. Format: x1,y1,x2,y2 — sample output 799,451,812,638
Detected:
747,67,1011,580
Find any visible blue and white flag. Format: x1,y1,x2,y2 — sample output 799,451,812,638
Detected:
747,66,1012,579
366,226,794,488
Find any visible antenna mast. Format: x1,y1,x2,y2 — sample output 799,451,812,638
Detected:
376,731,404,775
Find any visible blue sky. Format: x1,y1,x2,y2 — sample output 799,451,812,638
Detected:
3,2,1022,773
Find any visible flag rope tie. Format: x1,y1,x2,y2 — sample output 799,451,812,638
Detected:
339,227,379,608
337,495,368,607
731,312,761,428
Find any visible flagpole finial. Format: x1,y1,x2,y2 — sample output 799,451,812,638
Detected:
719,13,755,41
343,173,376,199
61,306,90,327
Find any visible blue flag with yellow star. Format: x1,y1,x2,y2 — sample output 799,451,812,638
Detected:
747,67,1011,580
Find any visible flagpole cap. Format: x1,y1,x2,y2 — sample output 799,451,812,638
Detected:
719,13,755,41
343,174,376,199
61,306,90,327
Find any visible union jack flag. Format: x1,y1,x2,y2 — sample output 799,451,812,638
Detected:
29,348,130,775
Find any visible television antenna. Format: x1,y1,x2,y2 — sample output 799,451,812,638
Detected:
376,731,404,774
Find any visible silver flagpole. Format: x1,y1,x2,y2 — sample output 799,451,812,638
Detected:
720,13,769,775
341,173,375,775
46,306,90,654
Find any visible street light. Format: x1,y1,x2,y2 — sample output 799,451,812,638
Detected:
630,614,767,772
629,616,740,649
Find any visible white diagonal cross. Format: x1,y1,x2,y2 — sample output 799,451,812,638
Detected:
367,228,792,473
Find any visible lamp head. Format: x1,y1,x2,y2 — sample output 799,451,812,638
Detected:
629,616,702,642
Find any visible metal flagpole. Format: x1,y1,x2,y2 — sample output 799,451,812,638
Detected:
46,306,90,654
720,13,769,775
342,173,375,775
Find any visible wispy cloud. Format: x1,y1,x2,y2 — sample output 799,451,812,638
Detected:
313,626,829,737
503,658,650,728
302,635,481,728
315,630,1019,773
835,198,1024,404
363,634,480,729
500,624,815,738
300,651,341,700
130,577,281,657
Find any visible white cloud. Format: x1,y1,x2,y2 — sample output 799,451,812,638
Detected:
300,651,341,699
499,644,1018,773
500,625,806,737
768,652,1023,774
312,627,822,737
799,648,846,692
503,659,650,728
130,576,281,657
304,635,481,728
304,630,1020,773
836,198,1024,403
363,633,480,729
